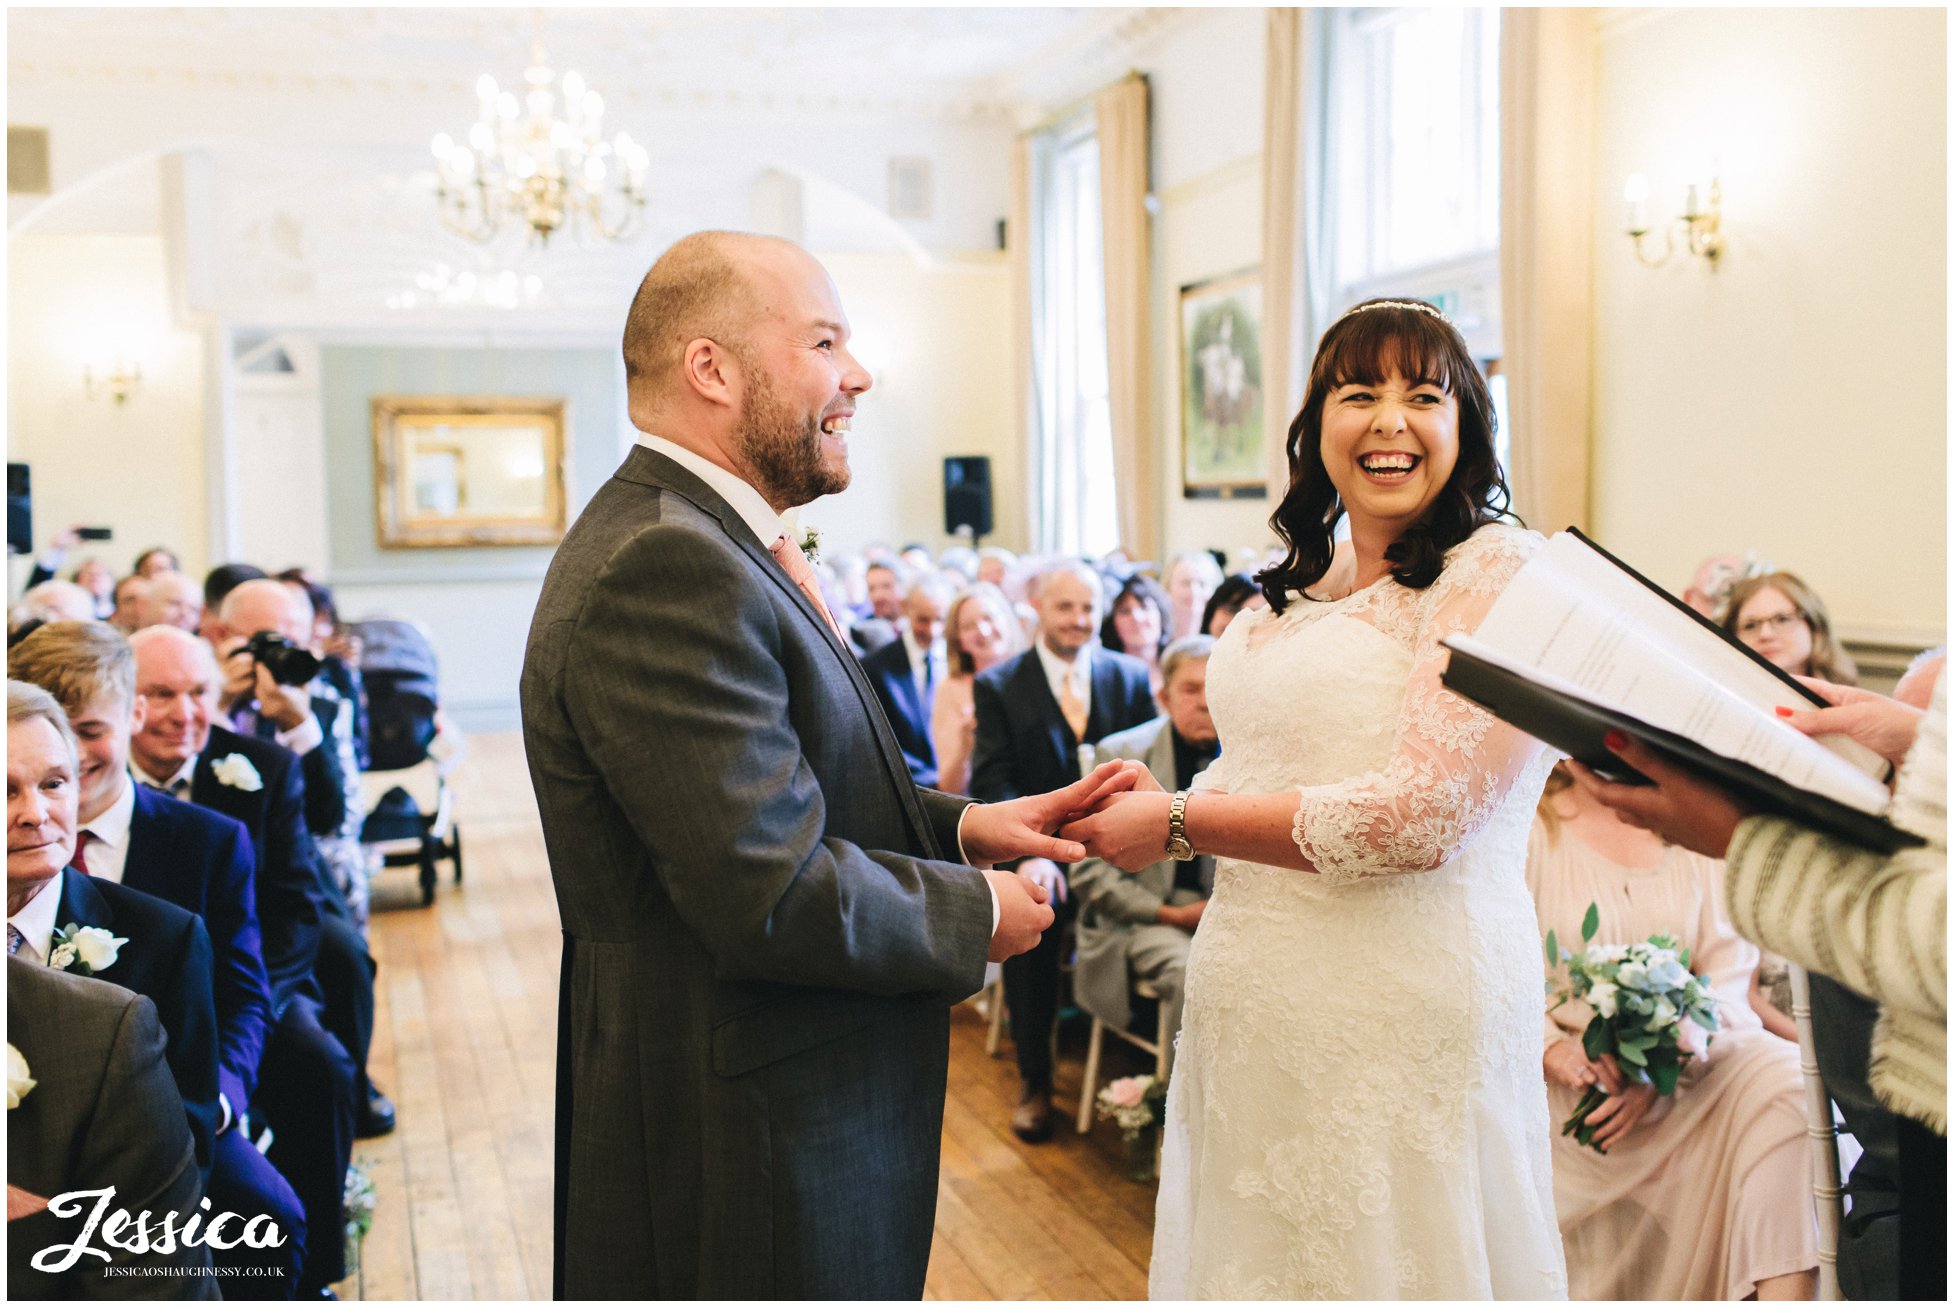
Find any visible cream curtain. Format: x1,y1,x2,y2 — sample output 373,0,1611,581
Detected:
1094,73,1155,561
1260,8,1333,500
1500,9,1599,534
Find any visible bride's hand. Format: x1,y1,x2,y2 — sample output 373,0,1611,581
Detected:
1057,790,1174,872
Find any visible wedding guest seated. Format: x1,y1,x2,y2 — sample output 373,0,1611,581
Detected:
127,626,354,1297
1100,572,1171,693
1200,573,1260,638
929,582,1023,796
199,562,267,645
110,573,147,632
976,546,1018,591
132,570,204,634
899,543,934,575
1163,551,1223,642
1723,568,1856,1035
13,580,96,630
937,545,979,584
860,573,955,785
8,957,218,1299
8,621,304,1293
1070,637,1218,1048
7,680,222,1175
134,546,181,579
973,558,1155,1141
279,572,370,770
864,560,907,624
1528,762,1817,1300
210,580,390,1138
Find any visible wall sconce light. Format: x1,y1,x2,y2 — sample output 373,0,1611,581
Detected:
83,357,143,404
1623,170,1723,268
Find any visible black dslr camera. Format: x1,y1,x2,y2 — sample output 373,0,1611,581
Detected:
243,632,322,687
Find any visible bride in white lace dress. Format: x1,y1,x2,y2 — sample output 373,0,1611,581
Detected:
1066,299,1567,1298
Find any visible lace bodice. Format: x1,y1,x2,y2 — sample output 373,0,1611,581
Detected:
1196,523,1551,883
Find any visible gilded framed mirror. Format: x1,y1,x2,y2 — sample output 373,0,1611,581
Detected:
371,395,571,548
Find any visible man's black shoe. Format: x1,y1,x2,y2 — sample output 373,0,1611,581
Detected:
356,1085,396,1138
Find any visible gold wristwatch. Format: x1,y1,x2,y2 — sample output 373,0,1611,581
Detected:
1165,790,1195,861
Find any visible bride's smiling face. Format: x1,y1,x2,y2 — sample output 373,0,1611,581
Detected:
1319,365,1460,536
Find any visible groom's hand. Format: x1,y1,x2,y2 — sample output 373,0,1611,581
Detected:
960,760,1148,866
983,870,1055,961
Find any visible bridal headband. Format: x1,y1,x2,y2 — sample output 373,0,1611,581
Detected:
1338,299,1447,322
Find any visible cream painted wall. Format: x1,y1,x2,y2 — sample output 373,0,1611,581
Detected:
809,251,1024,555
1591,7,1945,643
7,233,208,584
1135,7,1274,564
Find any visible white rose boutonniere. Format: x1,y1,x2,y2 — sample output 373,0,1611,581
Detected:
49,923,128,977
211,753,263,793
7,1044,34,1109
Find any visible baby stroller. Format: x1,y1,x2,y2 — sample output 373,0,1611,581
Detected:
351,617,463,906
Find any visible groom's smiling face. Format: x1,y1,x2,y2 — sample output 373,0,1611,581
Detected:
732,248,873,511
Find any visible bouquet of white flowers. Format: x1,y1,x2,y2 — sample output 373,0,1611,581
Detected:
1545,901,1720,1152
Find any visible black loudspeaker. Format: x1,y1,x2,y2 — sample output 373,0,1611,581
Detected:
7,463,29,557
943,456,993,539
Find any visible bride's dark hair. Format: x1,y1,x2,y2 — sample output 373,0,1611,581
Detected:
1255,298,1514,615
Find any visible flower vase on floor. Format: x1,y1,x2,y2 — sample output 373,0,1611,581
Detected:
1124,1125,1160,1183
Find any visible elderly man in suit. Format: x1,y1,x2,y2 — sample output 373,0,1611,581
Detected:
10,621,305,1292
972,559,1157,1141
522,230,1135,1300
128,625,352,1297
1070,636,1220,1049
860,572,956,785
7,680,222,1174
8,958,219,1299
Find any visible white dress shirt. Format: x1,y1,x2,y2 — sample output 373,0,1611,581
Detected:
134,755,197,798
634,431,996,927
900,630,947,705
8,873,64,964
77,774,137,885
1034,639,1094,721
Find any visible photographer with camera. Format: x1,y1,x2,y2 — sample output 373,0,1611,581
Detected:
212,579,395,1145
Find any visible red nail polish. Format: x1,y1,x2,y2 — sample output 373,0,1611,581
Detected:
1604,731,1628,751
1775,705,1793,717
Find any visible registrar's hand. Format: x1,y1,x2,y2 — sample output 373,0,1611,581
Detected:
1781,676,1922,769
983,868,1054,962
960,760,1146,866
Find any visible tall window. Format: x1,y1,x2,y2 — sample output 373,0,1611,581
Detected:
1325,7,1508,472
1028,117,1119,558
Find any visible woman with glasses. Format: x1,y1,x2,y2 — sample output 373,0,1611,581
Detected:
1723,570,1858,686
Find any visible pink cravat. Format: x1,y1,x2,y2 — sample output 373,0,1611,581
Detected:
769,534,846,646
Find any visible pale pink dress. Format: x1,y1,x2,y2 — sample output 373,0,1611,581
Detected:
1526,823,1818,1300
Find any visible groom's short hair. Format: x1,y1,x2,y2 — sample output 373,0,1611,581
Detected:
622,230,788,399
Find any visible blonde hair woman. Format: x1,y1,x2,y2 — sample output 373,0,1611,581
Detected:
929,582,1024,795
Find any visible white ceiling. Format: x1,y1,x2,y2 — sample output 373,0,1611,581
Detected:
9,7,1183,122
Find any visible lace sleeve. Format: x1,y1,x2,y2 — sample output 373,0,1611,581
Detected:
1293,527,1550,886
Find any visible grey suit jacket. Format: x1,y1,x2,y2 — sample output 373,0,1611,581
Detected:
7,958,218,1300
1070,716,1208,1028
521,445,994,1300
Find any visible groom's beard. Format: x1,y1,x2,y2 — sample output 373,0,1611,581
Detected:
736,362,851,510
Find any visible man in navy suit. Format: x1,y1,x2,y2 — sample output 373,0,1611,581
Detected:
10,621,306,1294
973,559,1156,1141
130,625,354,1297
859,573,955,786
6,681,222,1176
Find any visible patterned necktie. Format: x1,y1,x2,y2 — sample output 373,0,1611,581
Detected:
73,830,97,877
1059,673,1089,743
769,534,846,645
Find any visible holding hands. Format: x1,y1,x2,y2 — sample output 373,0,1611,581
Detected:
1054,766,1171,872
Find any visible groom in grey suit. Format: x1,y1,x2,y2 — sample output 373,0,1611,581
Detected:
522,231,1134,1300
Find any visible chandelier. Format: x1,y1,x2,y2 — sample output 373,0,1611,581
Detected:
430,43,649,247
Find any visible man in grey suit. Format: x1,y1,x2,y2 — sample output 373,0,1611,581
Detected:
8,957,219,1299
1070,637,1219,1047
521,231,1137,1300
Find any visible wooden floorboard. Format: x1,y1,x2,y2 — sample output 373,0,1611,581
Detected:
337,731,1157,1299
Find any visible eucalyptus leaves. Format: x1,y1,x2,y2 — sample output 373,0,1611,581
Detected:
1545,901,1720,1152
